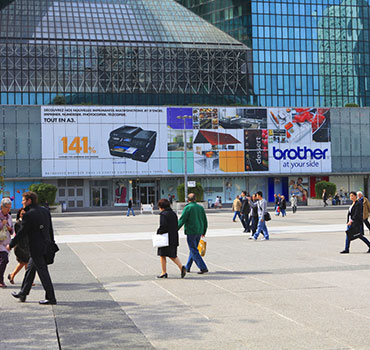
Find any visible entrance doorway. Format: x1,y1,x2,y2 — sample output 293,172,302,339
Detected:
138,184,156,205
91,186,109,207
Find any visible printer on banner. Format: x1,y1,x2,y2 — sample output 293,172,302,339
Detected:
108,126,157,162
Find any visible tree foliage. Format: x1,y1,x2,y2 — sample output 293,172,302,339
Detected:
52,95,67,105
315,181,336,199
177,182,204,202
29,183,57,205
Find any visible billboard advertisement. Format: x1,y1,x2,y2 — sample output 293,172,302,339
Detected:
267,107,331,173
41,106,331,177
41,106,168,177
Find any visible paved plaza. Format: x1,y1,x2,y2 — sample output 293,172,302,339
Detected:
2,208,370,349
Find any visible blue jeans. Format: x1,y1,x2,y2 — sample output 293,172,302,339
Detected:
185,235,207,271
127,208,135,216
254,217,269,240
281,209,286,217
233,211,241,221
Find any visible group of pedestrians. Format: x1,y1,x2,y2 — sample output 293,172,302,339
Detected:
0,192,57,305
232,191,270,241
155,193,208,278
274,194,290,216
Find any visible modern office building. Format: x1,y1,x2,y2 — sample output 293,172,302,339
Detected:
177,0,370,107
2,0,370,209
0,0,253,106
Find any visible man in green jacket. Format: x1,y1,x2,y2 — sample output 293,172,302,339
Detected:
178,193,208,274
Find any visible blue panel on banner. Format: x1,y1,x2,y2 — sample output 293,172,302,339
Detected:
268,177,275,202
282,177,289,199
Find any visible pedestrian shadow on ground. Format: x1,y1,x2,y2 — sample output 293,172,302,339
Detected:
54,299,155,350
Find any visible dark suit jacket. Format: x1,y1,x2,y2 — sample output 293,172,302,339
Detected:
279,199,286,210
241,197,250,215
347,200,363,234
10,204,54,257
157,208,179,247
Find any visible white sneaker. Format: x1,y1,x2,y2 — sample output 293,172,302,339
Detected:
261,237,269,241
249,235,257,240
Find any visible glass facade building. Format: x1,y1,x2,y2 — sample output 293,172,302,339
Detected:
0,0,253,106
177,0,370,107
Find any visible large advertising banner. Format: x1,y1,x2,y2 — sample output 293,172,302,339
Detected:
41,106,168,177
41,106,332,177
267,108,331,173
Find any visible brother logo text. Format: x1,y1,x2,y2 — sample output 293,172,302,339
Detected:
273,146,328,160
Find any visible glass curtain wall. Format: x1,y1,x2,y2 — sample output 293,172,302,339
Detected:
179,0,370,107
252,0,370,107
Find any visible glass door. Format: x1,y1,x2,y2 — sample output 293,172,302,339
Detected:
139,186,149,204
148,186,156,205
138,185,157,204
91,187,109,207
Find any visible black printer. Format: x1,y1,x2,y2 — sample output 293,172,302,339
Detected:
108,126,157,162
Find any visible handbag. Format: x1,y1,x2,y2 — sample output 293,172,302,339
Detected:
264,212,271,221
345,225,361,241
152,233,169,248
198,238,207,257
0,225,8,241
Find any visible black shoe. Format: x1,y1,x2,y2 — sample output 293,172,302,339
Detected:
197,269,208,274
39,299,57,305
11,291,26,302
181,266,187,279
157,273,168,279
367,249,370,253
186,268,191,273
340,250,349,254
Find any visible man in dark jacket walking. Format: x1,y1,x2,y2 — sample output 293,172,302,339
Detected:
279,195,287,217
7,191,56,305
127,198,135,216
240,191,250,233
178,193,208,274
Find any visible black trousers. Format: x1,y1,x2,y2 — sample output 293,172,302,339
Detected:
364,219,370,232
20,255,56,301
250,216,258,234
241,213,249,231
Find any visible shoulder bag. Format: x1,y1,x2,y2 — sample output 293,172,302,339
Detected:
258,202,271,221
0,225,8,241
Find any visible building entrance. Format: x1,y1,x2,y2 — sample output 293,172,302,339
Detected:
91,180,109,207
138,183,156,205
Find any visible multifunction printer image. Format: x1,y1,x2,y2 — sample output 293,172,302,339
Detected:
108,126,157,162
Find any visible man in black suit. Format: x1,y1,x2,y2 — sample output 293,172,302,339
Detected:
7,191,56,304
240,191,250,233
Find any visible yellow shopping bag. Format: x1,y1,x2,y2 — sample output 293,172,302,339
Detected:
198,238,207,257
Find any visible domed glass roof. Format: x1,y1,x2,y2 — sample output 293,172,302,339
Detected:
0,0,249,49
